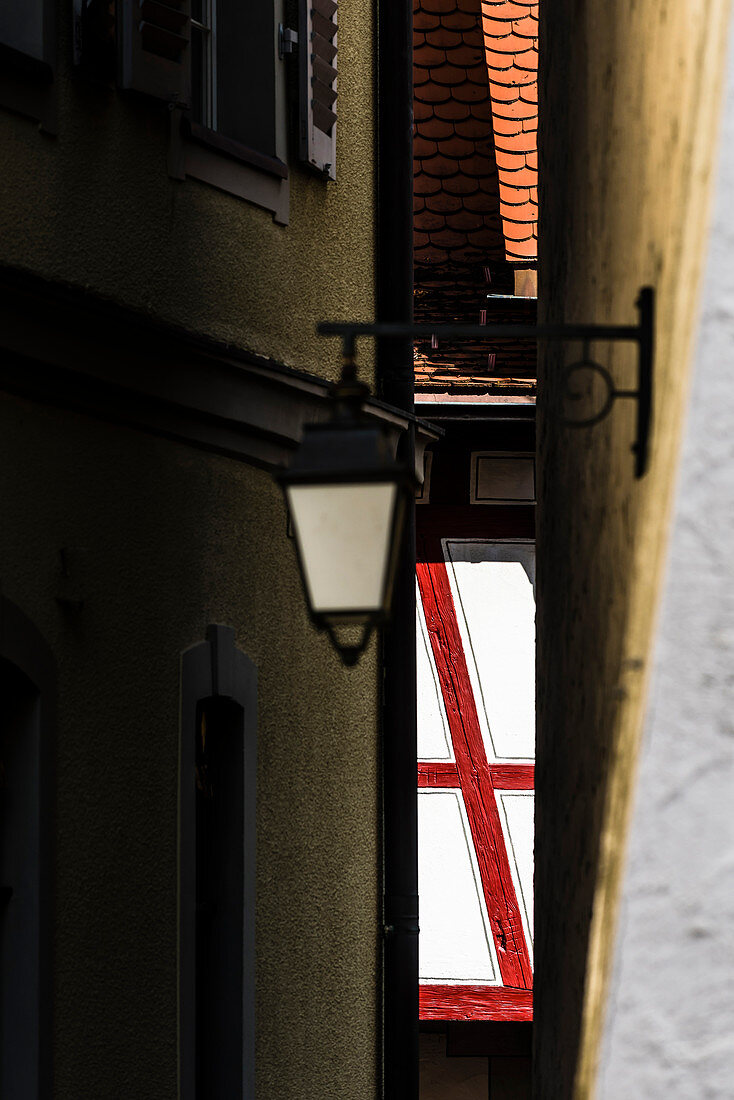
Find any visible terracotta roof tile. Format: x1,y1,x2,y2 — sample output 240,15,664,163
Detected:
414,134,440,157
504,221,534,241
419,82,453,104
454,115,496,139
503,164,535,186
495,149,526,171
512,14,538,36
446,208,487,230
421,153,463,176
421,210,450,231
425,26,465,47
440,9,480,29
505,235,536,257
492,96,537,120
495,129,535,153
431,227,473,248
484,31,529,53
421,0,459,12
426,190,465,212
502,66,536,86
452,81,495,103
431,63,471,85
462,190,502,213
416,44,449,65
481,0,537,259
488,81,523,103
419,245,451,263
499,199,536,222
439,133,481,158
433,98,473,120
484,50,514,70
511,49,538,70
415,173,443,196
498,185,530,204
414,97,436,122
490,0,533,16
491,112,523,136
442,174,481,195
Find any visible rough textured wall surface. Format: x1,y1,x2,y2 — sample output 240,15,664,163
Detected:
0,4,379,1095
598,17,734,1097
0,1,374,384
0,398,379,1099
536,2,731,1097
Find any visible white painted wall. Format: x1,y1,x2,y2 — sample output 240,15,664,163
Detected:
598,17,734,1097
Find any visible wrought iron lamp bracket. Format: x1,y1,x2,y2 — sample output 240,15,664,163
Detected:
319,286,654,479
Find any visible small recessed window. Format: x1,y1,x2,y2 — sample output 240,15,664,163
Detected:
180,626,256,1100
470,452,536,505
0,625,52,1099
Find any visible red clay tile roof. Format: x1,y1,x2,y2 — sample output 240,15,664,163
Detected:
414,0,504,272
413,0,537,394
481,0,538,262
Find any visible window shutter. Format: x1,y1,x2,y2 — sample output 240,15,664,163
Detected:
119,0,190,106
299,0,337,180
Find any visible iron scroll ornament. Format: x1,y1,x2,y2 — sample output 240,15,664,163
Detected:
319,286,654,478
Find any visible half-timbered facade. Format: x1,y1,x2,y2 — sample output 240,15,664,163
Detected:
414,0,538,1091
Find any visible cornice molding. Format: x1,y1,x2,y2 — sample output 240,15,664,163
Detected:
0,266,438,473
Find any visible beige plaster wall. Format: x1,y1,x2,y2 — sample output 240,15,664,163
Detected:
0,0,375,385
0,6,379,1094
0,393,379,1098
536,2,731,1097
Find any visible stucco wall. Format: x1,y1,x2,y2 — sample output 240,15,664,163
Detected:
0,0,375,385
536,2,731,1096
598,15,734,1096
0,394,379,1098
0,6,380,1094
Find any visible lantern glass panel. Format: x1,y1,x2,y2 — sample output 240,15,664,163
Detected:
286,482,399,614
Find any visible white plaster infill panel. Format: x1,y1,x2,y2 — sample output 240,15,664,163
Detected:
444,541,535,763
497,791,535,963
418,788,500,984
417,583,454,762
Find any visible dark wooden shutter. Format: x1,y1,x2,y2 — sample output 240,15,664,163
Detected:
119,0,190,105
299,0,337,179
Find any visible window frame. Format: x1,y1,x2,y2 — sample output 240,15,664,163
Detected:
168,0,290,224
0,596,55,1098
179,625,257,1100
0,0,56,133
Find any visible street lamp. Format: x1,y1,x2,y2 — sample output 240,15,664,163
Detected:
281,287,654,664
278,351,414,666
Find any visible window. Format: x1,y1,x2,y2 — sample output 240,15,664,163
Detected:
0,599,54,1099
191,0,277,158
120,0,290,219
180,625,257,1100
0,6,45,60
0,1,55,131
194,697,246,1096
121,0,337,219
